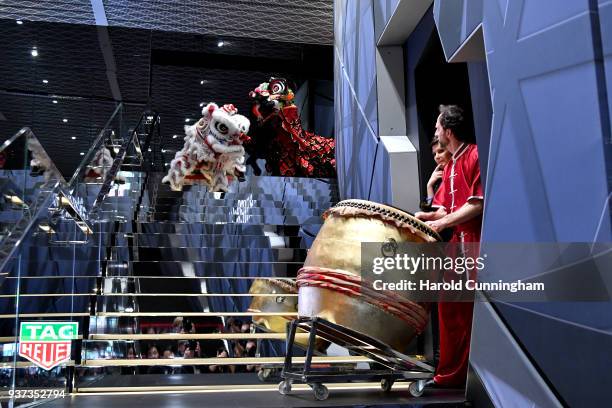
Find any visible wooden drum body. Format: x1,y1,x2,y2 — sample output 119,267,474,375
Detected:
297,199,440,351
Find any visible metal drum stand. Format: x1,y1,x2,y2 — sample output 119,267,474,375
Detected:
279,317,434,401
252,322,327,382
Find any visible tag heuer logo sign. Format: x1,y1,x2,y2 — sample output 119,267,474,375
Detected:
19,322,78,370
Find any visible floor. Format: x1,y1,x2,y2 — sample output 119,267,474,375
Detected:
40,387,466,408
10,373,468,407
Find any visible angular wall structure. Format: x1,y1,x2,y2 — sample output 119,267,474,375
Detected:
336,0,612,405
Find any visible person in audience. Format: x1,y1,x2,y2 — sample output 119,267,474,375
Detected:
147,345,160,359
244,340,258,373
146,344,167,374
172,317,184,333
121,346,138,375
226,318,242,334
209,347,233,373
177,340,188,358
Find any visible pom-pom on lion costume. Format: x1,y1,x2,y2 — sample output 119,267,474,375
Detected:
162,103,250,192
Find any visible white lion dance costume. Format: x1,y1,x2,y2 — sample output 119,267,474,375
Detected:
162,103,250,192
84,146,126,183
28,137,59,181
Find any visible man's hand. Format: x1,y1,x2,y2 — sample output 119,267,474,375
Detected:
426,217,448,232
415,207,447,221
426,200,483,232
415,211,435,221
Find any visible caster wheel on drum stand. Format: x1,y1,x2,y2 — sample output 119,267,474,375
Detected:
278,380,292,395
408,380,426,397
311,383,329,401
381,378,394,392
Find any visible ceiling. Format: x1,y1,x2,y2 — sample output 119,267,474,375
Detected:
0,0,333,45
0,2,333,176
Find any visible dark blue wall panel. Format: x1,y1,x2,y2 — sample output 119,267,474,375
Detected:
339,0,379,134
334,0,379,200
467,61,492,188
597,0,612,241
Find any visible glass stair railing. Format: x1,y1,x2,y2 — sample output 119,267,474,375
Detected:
0,125,96,406
0,103,131,405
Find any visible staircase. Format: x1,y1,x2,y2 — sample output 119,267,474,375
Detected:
1,169,352,394
82,172,348,391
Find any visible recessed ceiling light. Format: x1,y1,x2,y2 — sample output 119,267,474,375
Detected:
80,152,84,156
52,100,58,104
161,149,166,153
71,136,76,140
31,48,38,57
217,40,224,47
172,135,178,139
16,20,23,25
185,118,190,122
200,80,205,85
199,102,204,107
42,79,48,84
62,118,68,123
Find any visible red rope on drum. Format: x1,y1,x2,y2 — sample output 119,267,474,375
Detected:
297,266,429,333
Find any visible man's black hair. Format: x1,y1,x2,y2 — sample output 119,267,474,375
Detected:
438,104,467,142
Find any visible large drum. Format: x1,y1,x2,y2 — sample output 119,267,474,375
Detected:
297,199,441,351
248,278,298,333
248,278,328,351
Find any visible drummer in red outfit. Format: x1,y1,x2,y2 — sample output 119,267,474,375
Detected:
415,104,483,388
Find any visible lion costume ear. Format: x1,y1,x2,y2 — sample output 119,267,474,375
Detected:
202,102,219,119
221,104,238,115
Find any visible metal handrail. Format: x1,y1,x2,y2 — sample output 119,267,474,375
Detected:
67,102,124,191
0,105,130,276
89,110,160,217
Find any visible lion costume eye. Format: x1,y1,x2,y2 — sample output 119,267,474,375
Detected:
215,122,229,135
270,80,286,95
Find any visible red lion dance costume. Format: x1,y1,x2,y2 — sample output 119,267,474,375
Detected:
247,78,336,178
